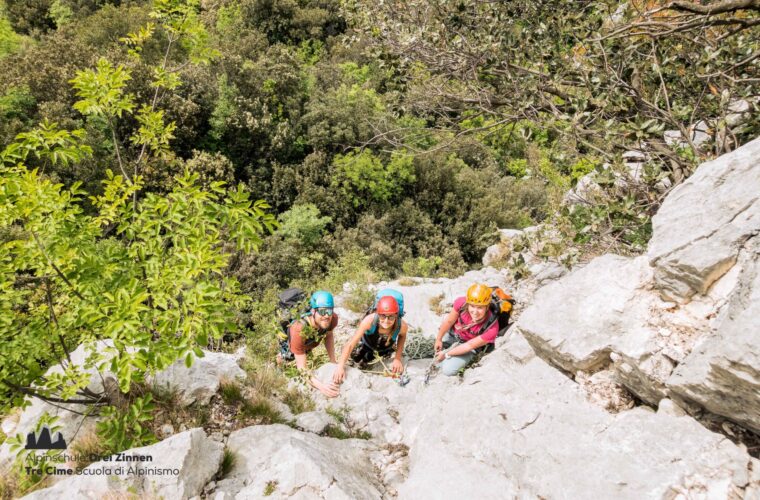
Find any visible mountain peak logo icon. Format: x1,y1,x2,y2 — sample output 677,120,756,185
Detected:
25,427,67,450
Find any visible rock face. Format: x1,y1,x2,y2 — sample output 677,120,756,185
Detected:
313,360,432,445
22,429,223,499
397,335,758,499
668,238,760,433
214,425,384,499
648,136,760,302
518,136,760,435
1,347,244,472
0,341,114,471
482,229,526,266
150,348,247,406
519,255,657,373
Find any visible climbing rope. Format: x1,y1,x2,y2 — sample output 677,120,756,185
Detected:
403,328,437,359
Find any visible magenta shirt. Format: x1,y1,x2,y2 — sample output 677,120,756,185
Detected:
452,297,499,343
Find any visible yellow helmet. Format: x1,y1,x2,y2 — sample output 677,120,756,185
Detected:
466,283,492,306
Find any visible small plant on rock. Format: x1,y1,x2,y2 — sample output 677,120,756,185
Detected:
218,448,236,479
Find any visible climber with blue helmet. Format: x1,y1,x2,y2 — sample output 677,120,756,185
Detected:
278,290,340,398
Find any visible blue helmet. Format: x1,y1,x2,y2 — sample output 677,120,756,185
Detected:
310,290,334,309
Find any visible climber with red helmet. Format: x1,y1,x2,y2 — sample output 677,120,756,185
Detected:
332,294,408,384
433,283,499,376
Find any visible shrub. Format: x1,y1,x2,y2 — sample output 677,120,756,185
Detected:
96,395,157,453
331,149,415,209
277,203,332,247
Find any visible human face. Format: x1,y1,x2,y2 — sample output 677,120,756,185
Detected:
467,304,488,322
314,308,333,328
378,314,397,326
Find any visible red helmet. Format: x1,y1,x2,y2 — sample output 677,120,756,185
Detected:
376,296,399,315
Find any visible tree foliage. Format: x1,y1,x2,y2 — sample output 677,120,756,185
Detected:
347,0,760,179
0,0,277,418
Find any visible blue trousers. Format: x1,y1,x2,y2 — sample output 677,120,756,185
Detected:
439,332,477,376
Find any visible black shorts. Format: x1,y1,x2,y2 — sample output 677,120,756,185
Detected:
351,343,395,364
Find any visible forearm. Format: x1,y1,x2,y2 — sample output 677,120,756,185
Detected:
436,323,451,341
437,312,457,340
338,335,361,365
325,335,336,363
294,353,308,370
449,337,487,356
394,336,406,361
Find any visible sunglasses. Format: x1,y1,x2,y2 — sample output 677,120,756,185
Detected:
378,314,397,321
315,308,334,316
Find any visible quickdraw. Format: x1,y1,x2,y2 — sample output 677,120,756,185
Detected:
364,358,411,387
424,342,460,386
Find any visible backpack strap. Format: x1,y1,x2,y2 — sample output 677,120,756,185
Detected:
365,314,379,336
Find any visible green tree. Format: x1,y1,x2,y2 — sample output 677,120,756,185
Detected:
348,0,760,179
331,149,415,209
0,0,276,424
0,123,276,412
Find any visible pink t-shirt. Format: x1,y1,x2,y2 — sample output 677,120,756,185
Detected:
451,296,498,343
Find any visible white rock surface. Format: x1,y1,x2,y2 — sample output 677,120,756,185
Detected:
1,346,244,472
517,255,658,373
482,229,525,266
313,360,431,444
22,429,223,499
214,424,384,499
668,237,760,433
0,341,115,471
150,350,246,406
295,411,335,434
397,336,758,499
648,136,760,302
563,172,603,206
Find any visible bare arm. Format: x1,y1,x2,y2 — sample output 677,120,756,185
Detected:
394,322,408,362
338,316,372,366
333,316,372,384
295,352,338,398
294,352,308,370
436,308,459,342
324,330,337,363
448,335,488,356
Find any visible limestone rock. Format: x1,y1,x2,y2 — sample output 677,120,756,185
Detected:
668,238,760,433
295,411,335,434
312,361,429,444
23,429,223,499
516,254,724,406
648,136,760,302
150,350,246,407
528,261,568,285
482,229,526,266
398,343,756,499
517,255,659,374
563,172,603,206
214,425,383,499
0,342,115,471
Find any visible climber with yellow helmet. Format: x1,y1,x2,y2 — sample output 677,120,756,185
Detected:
433,283,499,376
